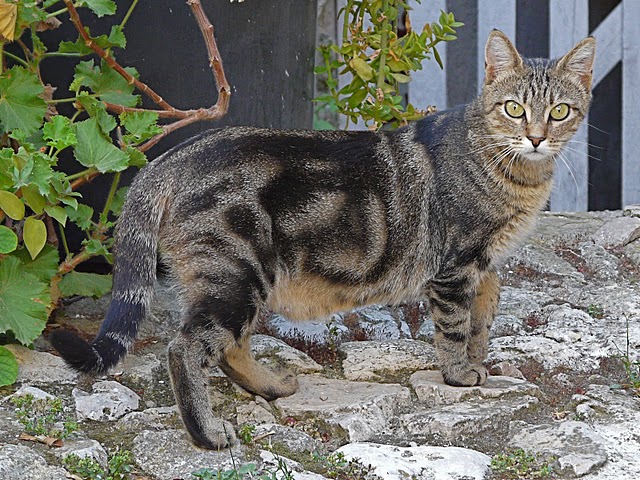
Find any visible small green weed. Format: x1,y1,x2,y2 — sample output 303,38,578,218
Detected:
238,424,256,445
192,456,294,480
586,304,605,319
311,451,372,480
491,449,554,479
64,448,134,480
11,394,77,439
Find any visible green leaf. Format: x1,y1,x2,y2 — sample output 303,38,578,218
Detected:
23,217,47,259
58,37,93,55
21,184,46,214
73,60,139,107
12,245,59,283
120,111,162,144
0,67,47,135
0,226,18,254
0,345,19,387
107,25,126,48
74,118,129,173
124,147,148,168
80,0,117,17
44,205,67,226
76,94,117,134
0,256,49,345
66,203,94,230
390,72,412,83
347,88,368,108
59,271,112,299
349,57,374,81
0,190,25,220
43,116,77,151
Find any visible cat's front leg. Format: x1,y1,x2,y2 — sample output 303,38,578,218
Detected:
468,269,500,365
429,273,488,386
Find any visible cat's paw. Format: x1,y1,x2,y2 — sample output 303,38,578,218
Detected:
259,369,299,401
189,418,237,450
442,364,488,387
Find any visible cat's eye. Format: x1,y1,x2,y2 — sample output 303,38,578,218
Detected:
550,103,570,121
504,100,525,118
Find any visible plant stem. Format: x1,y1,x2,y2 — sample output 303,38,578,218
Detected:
376,0,390,92
101,171,121,221
120,0,139,30
3,50,29,67
65,167,98,182
44,52,83,58
342,0,355,46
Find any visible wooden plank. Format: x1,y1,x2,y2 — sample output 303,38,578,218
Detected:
549,0,589,211
477,0,516,93
623,0,640,206
408,0,447,111
591,2,622,86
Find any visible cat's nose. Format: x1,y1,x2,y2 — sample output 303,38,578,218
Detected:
527,136,546,148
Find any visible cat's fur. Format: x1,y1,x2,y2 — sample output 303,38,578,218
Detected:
51,31,595,449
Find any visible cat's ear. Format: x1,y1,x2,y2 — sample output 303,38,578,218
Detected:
556,37,596,89
484,29,523,84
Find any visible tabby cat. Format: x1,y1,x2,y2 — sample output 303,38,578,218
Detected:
51,30,596,449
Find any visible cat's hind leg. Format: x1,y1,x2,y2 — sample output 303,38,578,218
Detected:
219,334,298,401
429,273,488,386
468,269,500,365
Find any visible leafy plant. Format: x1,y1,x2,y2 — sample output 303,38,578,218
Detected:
586,303,605,319
0,0,229,384
491,449,554,479
238,423,256,445
11,393,77,439
310,451,372,480
64,448,134,480
314,0,462,130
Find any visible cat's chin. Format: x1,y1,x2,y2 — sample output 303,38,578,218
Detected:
520,150,553,162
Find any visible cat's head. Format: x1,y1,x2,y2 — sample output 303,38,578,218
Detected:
481,30,595,162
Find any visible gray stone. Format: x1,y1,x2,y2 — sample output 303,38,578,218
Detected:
498,286,554,320
510,421,608,477
592,217,640,248
73,380,140,421
133,429,243,480
266,313,347,345
142,281,182,339
339,339,436,381
236,401,277,425
5,385,54,402
409,371,538,407
352,305,408,340
251,334,323,374
117,405,180,431
4,344,77,385
112,352,164,384
491,314,525,338
54,438,108,467
402,395,539,445
624,240,640,266
0,444,68,480
336,443,491,480
509,243,583,278
253,423,325,454
415,318,435,343
531,211,609,246
488,362,526,379
623,204,640,218
274,375,411,442
578,242,620,280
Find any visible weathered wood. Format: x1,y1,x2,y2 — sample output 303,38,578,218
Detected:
476,0,516,93
623,0,640,206
591,3,622,87
549,0,589,211
409,0,448,111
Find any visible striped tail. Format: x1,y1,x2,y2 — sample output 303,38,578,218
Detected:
50,175,166,374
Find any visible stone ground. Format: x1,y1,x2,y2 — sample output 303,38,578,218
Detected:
1,208,640,479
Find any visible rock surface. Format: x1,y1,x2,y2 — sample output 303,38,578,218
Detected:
1,209,639,479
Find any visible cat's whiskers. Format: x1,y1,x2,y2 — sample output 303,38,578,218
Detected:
558,144,602,162
565,139,604,150
555,150,580,192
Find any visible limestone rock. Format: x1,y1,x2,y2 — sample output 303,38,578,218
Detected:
267,313,346,344
251,334,323,373
112,353,164,385
336,443,491,480
253,423,325,454
488,362,526,379
0,444,68,480
409,371,538,407
592,217,640,248
578,242,620,280
491,314,525,338
351,305,409,340
531,211,608,246
117,405,180,431
497,286,554,320
133,429,244,480
401,395,539,446
6,385,54,402
510,243,583,278
4,344,77,385
510,421,608,477
54,438,108,467
236,400,277,425
623,204,640,218
73,380,140,421
274,375,411,442
339,339,436,381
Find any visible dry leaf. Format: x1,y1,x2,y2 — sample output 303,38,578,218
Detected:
0,1,18,42
35,17,62,32
44,84,58,120
18,432,64,448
